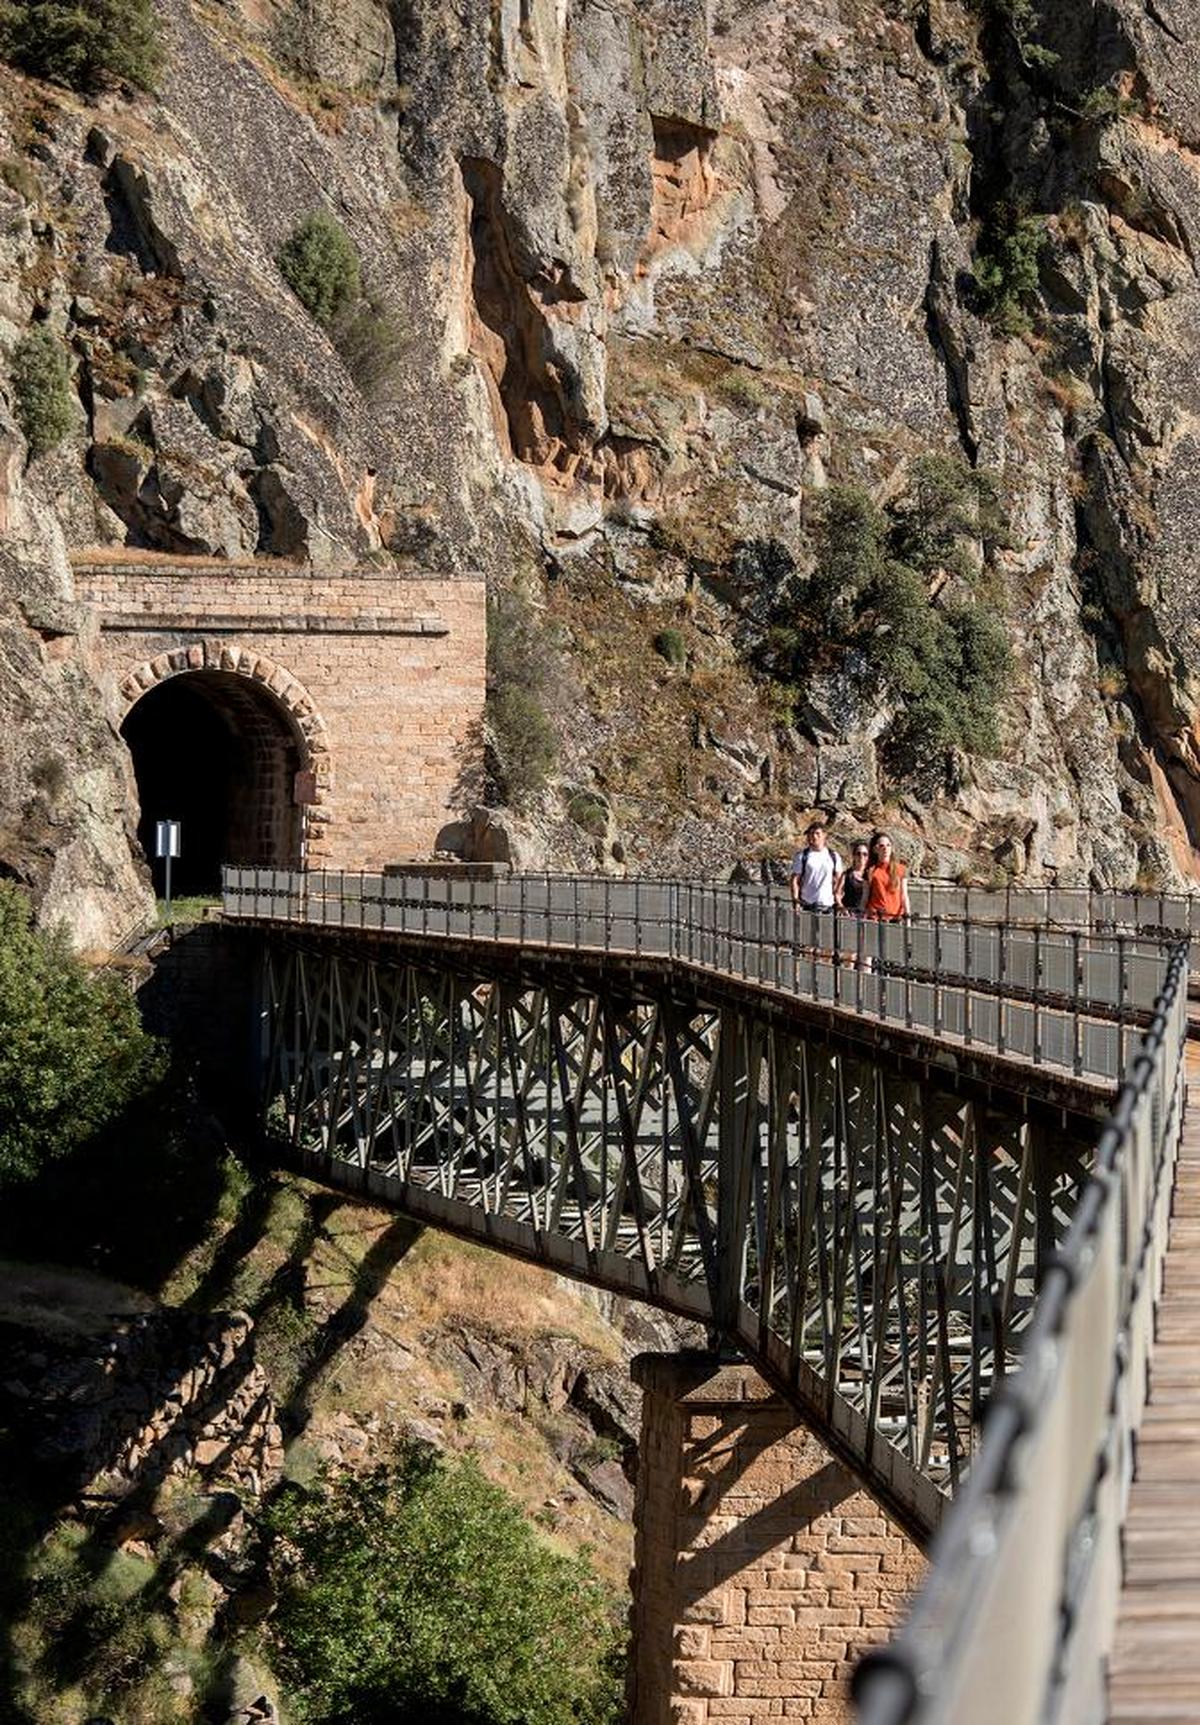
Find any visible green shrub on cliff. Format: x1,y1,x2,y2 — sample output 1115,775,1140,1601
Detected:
0,0,162,91
0,882,163,1185
12,326,75,456
333,295,405,400
486,587,560,806
763,456,1012,775
976,0,1059,70
653,627,688,667
277,211,362,328
972,202,1047,334
267,1449,625,1724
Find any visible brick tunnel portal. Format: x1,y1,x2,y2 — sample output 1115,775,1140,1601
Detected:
121,670,306,895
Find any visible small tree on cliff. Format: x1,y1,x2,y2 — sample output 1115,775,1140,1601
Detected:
0,0,162,92
277,211,362,329
486,587,561,807
11,327,75,457
0,882,163,1185
758,456,1012,781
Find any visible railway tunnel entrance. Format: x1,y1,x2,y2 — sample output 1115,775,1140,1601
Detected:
122,670,306,895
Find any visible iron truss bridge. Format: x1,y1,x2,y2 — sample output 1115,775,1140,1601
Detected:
222,869,1185,1578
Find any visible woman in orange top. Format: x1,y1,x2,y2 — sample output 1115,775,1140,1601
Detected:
865,831,910,921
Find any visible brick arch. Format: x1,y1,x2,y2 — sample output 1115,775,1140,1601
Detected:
118,642,334,885
117,640,332,791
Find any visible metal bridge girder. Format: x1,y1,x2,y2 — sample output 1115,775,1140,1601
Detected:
258,934,1094,1533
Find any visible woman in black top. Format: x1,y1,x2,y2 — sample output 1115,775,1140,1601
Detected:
839,842,870,913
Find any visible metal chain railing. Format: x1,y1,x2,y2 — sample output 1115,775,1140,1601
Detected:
852,940,1190,1725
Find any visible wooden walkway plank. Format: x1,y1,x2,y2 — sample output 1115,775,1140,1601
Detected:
1110,1044,1200,1723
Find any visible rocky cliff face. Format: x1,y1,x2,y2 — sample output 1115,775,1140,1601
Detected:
3,0,1200,938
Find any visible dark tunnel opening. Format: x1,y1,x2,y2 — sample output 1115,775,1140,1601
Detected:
121,671,305,896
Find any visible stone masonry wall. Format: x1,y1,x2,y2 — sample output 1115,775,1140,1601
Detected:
629,1355,925,1724
73,556,486,868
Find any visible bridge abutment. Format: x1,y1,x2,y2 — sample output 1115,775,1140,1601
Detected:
628,1354,925,1724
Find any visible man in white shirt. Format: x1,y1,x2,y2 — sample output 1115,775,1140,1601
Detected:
790,822,842,912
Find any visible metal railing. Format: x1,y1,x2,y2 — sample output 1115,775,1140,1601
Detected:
910,881,1200,940
223,862,1193,1704
222,868,1176,1084
853,940,1190,1724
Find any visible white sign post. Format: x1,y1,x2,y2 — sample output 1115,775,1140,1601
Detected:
155,820,181,922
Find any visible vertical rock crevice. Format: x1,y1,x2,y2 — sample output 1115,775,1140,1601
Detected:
638,116,722,274
938,0,1200,876
461,155,598,489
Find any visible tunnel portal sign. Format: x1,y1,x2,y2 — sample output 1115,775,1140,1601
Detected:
155,820,181,860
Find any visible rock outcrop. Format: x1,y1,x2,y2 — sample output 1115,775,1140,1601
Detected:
1,1307,284,1500
3,0,1200,936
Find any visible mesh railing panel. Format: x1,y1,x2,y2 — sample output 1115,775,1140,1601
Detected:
221,868,1173,1084
852,943,1189,1725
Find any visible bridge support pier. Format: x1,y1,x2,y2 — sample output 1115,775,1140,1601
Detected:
628,1355,925,1724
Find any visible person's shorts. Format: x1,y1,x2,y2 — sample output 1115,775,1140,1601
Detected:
799,903,833,914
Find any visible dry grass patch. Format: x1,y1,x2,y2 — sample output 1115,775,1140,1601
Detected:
400,1230,624,1361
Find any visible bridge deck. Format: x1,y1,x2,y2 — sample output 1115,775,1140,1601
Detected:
1110,1041,1200,1723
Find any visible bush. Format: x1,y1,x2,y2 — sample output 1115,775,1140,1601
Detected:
277,211,362,328
762,456,1012,778
802,489,886,630
653,627,687,667
334,296,404,401
12,326,75,456
730,536,798,620
489,685,557,805
0,0,162,91
890,453,1008,575
267,1450,625,1725
977,0,1059,69
8,1520,181,1717
566,788,609,837
486,587,561,807
0,156,39,201
0,881,163,1185
972,202,1046,335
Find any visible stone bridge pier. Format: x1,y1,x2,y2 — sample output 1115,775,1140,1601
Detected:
73,554,485,885
629,1355,925,1724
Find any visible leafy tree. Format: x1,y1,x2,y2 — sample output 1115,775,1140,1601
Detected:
890,454,1007,579
277,211,362,328
0,0,162,92
266,1450,625,1725
12,326,75,456
0,882,163,1185
804,488,887,629
944,599,1011,752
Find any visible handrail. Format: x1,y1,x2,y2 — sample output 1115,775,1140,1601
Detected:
909,880,1200,939
305,867,1200,939
852,940,1190,1724
220,868,1175,1085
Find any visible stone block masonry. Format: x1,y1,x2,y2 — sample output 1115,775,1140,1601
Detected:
628,1354,925,1724
73,555,486,869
